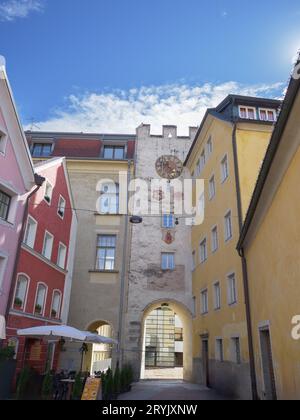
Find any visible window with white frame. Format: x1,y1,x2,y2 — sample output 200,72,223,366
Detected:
259,108,276,122
200,150,206,172
100,183,119,214
0,131,7,154
214,282,221,310
44,182,53,204
231,337,241,364
57,243,67,269
35,284,47,315
0,255,6,291
228,273,237,305
96,235,116,271
57,196,66,219
161,253,175,270
239,106,256,120
0,190,11,221
162,214,175,228
200,238,207,263
224,211,233,241
14,275,28,310
206,137,213,157
24,216,37,249
42,232,53,260
216,339,224,362
209,175,216,200
192,251,196,271
32,143,52,157
198,192,205,219
221,155,229,183
201,289,208,314
211,226,219,253
51,291,61,319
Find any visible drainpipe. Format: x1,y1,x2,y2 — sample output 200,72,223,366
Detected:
5,174,45,323
117,160,132,366
232,124,258,400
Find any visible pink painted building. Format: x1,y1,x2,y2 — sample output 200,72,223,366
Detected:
0,57,36,339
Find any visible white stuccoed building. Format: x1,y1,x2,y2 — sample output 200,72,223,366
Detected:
122,124,197,381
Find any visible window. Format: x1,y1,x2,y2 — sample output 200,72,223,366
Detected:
232,337,241,364
162,214,175,228
201,289,208,314
228,273,237,305
44,182,53,204
192,251,196,271
0,131,7,154
14,275,28,310
42,232,53,260
214,282,221,310
221,155,229,183
209,175,216,200
24,216,37,248
57,196,66,219
196,159,201,176
100,183,119,214
200,150,206,172
96,235,116,271
239,106,256,120
0,255,7,290
103,146,125,160
198,193,205,219
259,108,276,122
35,284,47,315
57,243,67,269
0,190,11,221
216,339,224,362
211,226,219,253
32,143,52,157
51,291,61,319
161,253,175,270
206,137,213,157
224,211,233,241
200,238,207,263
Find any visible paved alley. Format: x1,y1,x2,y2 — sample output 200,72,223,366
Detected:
118,380,229,401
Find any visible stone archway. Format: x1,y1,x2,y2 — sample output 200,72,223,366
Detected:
83,320,115,374
139,299,193,381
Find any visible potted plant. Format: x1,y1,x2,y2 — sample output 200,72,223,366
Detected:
58,209,64,218
72,372,83,400
44,195,51,203
35,304,42,315
51,309,57,318
16,365,31,400
0,346,16,400
113,364,121,397
14,297,23,309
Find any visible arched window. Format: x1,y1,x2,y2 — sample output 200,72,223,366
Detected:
51,291,61,319
35,284,47,316
14,275,29,310
100,183,119,214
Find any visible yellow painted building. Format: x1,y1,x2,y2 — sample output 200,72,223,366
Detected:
185,95,280,399
237,71,300,400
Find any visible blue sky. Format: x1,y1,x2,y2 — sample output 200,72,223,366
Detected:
0,0,299,134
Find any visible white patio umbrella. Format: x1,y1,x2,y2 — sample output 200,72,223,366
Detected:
17,325,117,345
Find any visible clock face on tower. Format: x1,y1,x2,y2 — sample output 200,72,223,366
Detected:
155,155,183,180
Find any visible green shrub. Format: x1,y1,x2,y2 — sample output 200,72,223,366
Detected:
113,364,121,395
103,368,113,400
16,366,31,400
0,346,15,362
42,371,53,400
72,372,83,400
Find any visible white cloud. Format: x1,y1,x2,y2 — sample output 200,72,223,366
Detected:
25,81,284,136
0,0,43,21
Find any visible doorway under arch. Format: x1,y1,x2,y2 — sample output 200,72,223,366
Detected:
140,300,193,381
83,320,114,374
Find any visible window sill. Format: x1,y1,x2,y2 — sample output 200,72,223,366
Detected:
89,269,119,274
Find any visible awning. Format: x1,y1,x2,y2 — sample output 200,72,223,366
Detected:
0,315,6,340
17,325,117,345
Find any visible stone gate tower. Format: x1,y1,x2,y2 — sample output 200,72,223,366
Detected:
123,124,197,380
